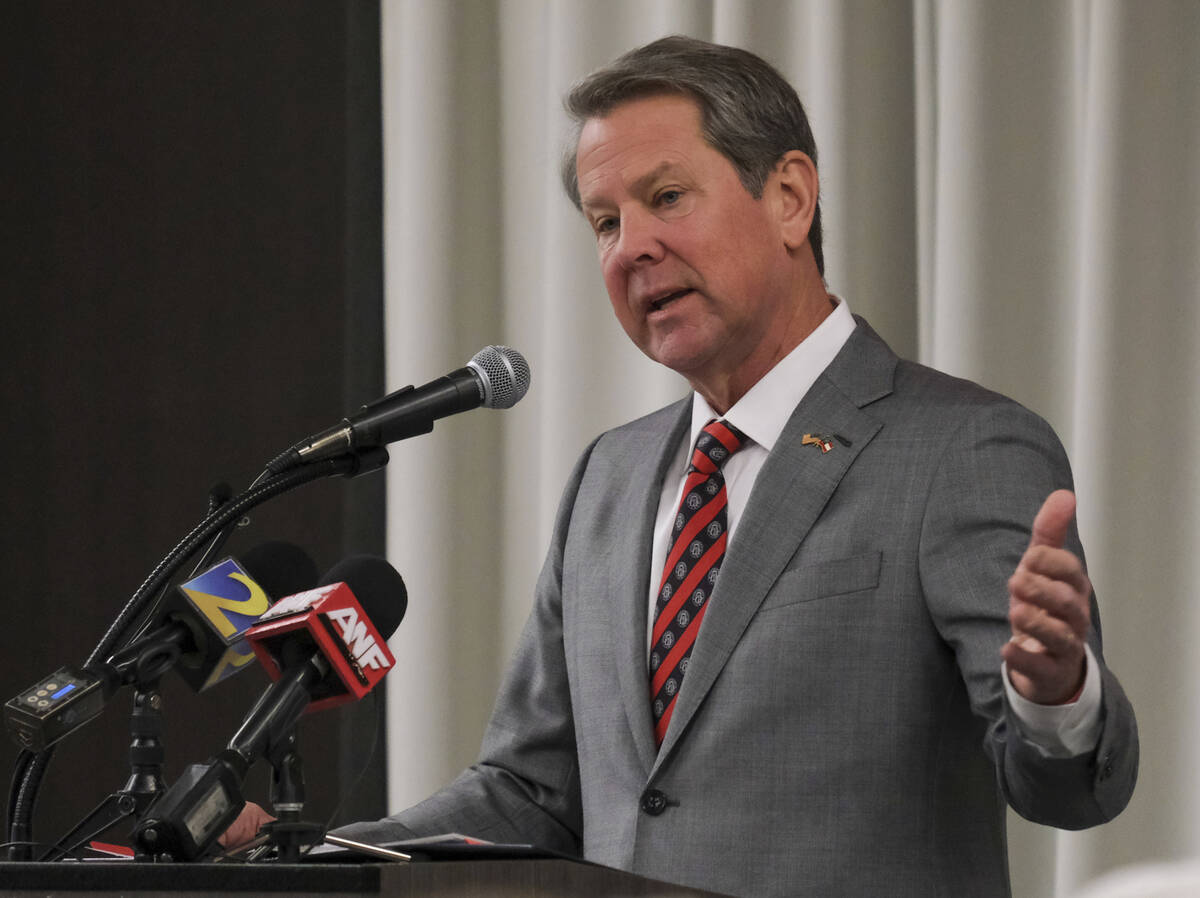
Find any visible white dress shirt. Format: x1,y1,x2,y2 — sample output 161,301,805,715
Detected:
646,298,1101,756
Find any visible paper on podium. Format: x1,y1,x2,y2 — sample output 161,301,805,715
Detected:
307,832,574,863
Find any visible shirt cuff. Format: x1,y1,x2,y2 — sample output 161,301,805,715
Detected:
1002,643,1103,758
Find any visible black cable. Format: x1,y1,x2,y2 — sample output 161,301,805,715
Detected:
5,749,35,861
7,746,53,861
0,840,53,855
7,750,31,834
321,689,385,834
120,482,237,650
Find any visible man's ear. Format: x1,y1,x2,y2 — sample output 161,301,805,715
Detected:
773,151,818,251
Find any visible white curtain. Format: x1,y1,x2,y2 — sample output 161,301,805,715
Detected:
378,2,1200,895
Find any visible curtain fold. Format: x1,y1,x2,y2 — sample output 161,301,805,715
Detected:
380,2,1199,893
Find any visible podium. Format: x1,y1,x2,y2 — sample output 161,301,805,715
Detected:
0,860,734,897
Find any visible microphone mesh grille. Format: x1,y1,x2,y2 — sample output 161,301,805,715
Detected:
468,345,531,409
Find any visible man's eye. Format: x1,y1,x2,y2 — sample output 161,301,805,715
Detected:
595,217,617,234
657,189,682,205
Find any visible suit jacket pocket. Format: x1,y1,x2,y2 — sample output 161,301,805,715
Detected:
759,551,882,611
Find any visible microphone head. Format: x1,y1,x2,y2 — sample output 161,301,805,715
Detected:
169,541,319,692
319,555,408,640
239,541,319,600
466,345,531,410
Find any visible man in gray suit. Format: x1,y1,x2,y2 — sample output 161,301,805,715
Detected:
286,36,1138,897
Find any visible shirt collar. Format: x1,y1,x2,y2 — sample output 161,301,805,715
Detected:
690,297,857,452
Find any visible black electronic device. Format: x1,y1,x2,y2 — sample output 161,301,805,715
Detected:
5,667,106,753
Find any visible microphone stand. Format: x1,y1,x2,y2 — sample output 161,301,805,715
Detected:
262,731,324,863
6,448,388,859
38,681,167,861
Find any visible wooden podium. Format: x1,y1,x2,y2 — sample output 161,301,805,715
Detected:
0,860,734,897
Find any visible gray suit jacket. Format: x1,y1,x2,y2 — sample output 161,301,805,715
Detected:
340,319,1137,897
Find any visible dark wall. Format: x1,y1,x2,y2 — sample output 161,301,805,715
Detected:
1,0,385,851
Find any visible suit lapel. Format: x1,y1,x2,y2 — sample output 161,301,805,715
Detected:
652,320,896,766
605,400,692,775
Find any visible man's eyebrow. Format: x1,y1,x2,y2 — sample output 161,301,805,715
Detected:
581,161,683,212
629,161,682,196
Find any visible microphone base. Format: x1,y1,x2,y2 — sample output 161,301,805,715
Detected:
38,685,169,862
261,819,326,864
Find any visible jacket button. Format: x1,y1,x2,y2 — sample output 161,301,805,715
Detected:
641,789,668,816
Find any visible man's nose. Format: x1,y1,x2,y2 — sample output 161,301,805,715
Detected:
615,207,665,270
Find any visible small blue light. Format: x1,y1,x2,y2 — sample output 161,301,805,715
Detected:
51,683,76,700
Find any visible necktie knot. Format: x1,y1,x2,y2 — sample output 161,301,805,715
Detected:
689,419,747,475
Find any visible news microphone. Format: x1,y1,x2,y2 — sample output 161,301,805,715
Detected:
243,555,406,717
132,556,406,860
3,543,317,753
136,540,320,693
268,345,531,474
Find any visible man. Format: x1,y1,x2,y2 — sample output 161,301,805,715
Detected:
259,36,1138,897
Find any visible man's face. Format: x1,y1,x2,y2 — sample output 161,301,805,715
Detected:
575,93,798,395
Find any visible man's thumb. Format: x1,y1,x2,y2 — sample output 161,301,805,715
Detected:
1029,489,1076,550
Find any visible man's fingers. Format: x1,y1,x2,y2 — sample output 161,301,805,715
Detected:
1009,599,1086,654
217,801,275,849
1002,638,1086,705
1006,489,1090,705
1002,639,1060,680
1008,567,1091,635
1019,545,1090,594
1027,489,1076,551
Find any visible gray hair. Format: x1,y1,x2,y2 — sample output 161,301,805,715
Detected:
561,35,824,275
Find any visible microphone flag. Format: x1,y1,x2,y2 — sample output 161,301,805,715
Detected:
245,582,395,713
175,558,271,691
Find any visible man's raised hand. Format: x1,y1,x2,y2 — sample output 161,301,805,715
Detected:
1002,489,1091,705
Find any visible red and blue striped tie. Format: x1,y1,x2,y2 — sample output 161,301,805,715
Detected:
650,418,747,748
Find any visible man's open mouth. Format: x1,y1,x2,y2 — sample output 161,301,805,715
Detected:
650,289,691,312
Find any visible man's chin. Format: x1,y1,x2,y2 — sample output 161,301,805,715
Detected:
644,338,716,381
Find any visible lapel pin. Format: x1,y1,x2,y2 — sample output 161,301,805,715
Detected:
802,433,852,453
802,434,835,453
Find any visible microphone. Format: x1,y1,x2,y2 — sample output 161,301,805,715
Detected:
132,556,406,860
268,345,531,473
2,542,317,753
146,540,320,693
243,556,406,716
